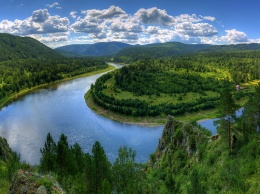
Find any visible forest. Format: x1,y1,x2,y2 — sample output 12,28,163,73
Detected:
90,50,260,118
0,58,108,106
0,33,110,107
2,83,260,193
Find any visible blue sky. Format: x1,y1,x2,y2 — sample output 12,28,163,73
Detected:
0,0,259,48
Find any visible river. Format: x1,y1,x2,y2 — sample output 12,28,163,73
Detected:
0,63,221,165
0,63,164,164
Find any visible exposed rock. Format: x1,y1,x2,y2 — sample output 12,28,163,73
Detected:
152,115,209,166
0,136,13,162
9,169,65,194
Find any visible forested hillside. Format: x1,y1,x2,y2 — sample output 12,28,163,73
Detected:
113,42,210,63
0,34,108,108
88,50,259,120
112,42,260,63
0,33,62,62
4,84,259,193
56,42,131,56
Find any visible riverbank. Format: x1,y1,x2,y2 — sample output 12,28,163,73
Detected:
85,89,222,126
0,65,116,110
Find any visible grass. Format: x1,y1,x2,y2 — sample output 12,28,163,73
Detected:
103,77,219,106
0,65,115,110
85,90,222,126
0,160,9,194
87,74,259,125
85,90,166,126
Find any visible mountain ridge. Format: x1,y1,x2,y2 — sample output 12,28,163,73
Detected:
55,41,132,57
0,33,63,62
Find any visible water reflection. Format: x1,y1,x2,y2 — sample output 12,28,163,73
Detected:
0,63,163,164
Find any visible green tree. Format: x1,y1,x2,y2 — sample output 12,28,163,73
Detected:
40,133,56,173
217,89,237,152
56,133,69,176
112,146,138,193
243,84,260,133
92,141,111,194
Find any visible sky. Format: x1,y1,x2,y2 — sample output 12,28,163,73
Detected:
0,0,259,48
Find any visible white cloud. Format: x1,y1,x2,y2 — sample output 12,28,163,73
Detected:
201,16,216,22
1,5,255,46
0,9,69,35
135,7,174,26
71,19,102,33
32,9,50,23
70,11,77,19
221,29,248,43
175,14,201,23
82,6,126,19
175,22,218,37
46,2,61,9
42,15,70,33
110,17,143,33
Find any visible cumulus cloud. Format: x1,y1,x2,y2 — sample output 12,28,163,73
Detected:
71,19,102,33
42,16,69,33
110,17,142,33
175,14,201,23
29,33,69,43
82,6,126,19
0,9,69,35
1,5,255,46
175,22,218,37
135,7,174,26
146,26,161,34
221,29,248,43
32,9,50,23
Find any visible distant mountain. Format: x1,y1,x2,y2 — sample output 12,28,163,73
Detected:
55,42,131,57
55,49,84,58
113,42,260,63
113,42,211,63
200,43,260,52
0,33,63,62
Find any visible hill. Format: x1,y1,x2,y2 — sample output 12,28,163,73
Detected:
0,33,109,109
113,42,211,63
55,48,85,57
55,42,131,56
0,33,63,62
113,42,260,63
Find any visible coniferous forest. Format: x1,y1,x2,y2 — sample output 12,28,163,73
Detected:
90,51,260,118
0,33,260,193
2,84,260,193
0,34,108,107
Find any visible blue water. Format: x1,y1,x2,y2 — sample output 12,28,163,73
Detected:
198,108,244,135
0,63,163,164
0,62,240,164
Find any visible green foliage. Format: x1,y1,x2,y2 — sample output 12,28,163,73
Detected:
112,146,139,193
217,89,238,152
0,33,62,62
113,42,260,63
144,86,260,194
0,57,107,106
40,133,56,173
0,33,109,107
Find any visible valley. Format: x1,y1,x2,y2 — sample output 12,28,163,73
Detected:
0,33,260,193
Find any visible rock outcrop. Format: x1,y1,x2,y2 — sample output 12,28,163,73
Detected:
9,169,65,194
0,137,13,162
153,115,209,166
